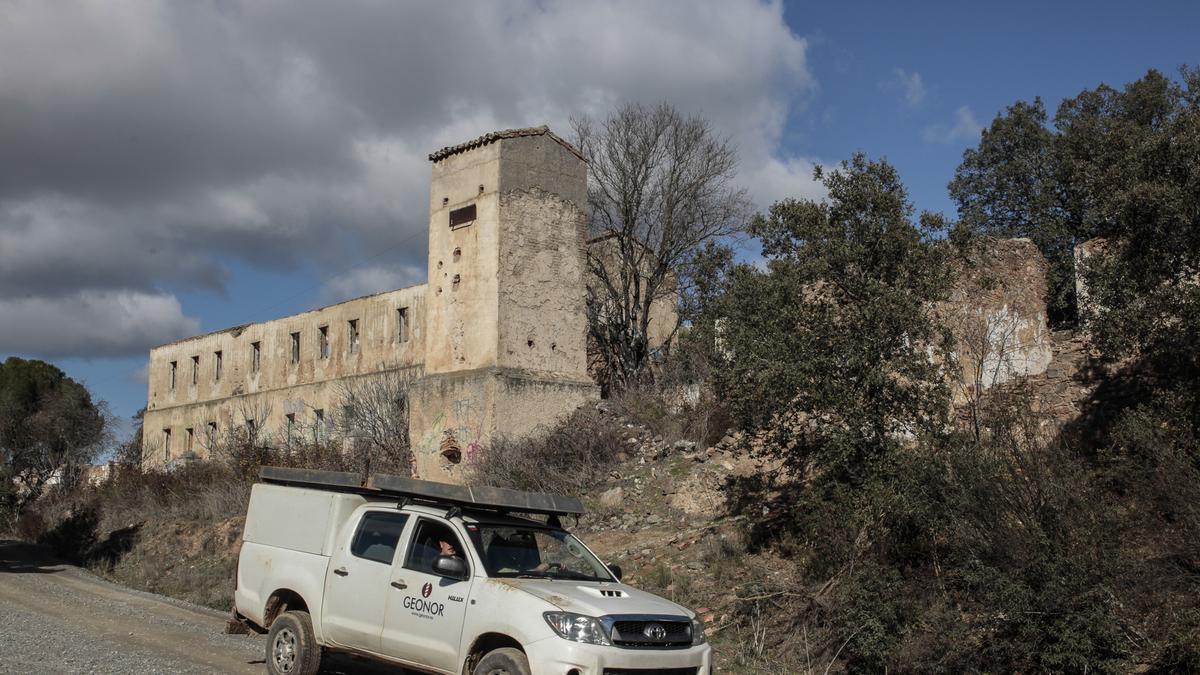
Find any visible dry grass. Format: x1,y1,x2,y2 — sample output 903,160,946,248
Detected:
466,407,626,495
15,437,365,611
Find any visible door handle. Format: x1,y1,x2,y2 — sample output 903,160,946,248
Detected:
391,580,407,590
333,567,349,577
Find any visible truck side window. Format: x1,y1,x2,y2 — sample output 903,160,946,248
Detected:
350,512,410,565
404,519,467,575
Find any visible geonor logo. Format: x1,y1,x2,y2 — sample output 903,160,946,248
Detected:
421,582,433,598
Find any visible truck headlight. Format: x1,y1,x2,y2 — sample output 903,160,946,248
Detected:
691,616,707,645
543,612,612,646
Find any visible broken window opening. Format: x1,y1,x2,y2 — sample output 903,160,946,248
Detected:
169,361,177,390
449,203,476,229
285,413,296,446
191,356,199,386
206,422,218,448
162,428,171,462
186,427,194,455
397,307,410,343
319,325,330,359
290,332,301,364
214,350,223,382
347,320,360,354
314,408,326,443
251,341,261,373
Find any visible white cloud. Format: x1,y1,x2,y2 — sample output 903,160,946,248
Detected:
923,106,983,144
130,361,150,385
743,156,827,208
889,68,926,107
0,0,821,357
0,290,200,358
316,265,427,307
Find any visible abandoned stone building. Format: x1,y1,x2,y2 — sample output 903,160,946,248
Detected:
143,125,1065,483
142,127,601,480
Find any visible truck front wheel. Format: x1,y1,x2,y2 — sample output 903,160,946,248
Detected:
266,610,321,675
473,647,531,675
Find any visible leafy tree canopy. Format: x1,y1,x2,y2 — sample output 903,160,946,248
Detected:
716,154,953,480
0,356,106,510
950,66,1200,344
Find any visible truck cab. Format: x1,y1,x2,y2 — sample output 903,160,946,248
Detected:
233,467,712,675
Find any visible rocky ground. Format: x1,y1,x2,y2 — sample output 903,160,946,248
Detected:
567,410,801,670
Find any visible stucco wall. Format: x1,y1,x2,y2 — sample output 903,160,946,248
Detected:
143,285,427,465
425,143,502,375
497,187,589,377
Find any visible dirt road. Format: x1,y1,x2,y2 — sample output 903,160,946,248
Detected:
0,540,396,674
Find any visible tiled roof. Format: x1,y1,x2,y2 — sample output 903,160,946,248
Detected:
428,125,585,162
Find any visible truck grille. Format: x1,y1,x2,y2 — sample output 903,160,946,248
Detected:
610,619,692,648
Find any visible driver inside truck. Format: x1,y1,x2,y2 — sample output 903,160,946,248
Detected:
407,521,465,573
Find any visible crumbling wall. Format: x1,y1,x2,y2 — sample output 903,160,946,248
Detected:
938,237,1054,406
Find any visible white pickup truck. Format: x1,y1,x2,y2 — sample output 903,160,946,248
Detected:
232,467,712,675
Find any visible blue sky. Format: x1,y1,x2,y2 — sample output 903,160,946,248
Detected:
1,0,1195,447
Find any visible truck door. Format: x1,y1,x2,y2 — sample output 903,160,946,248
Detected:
380,518,474,672
322,510,411,652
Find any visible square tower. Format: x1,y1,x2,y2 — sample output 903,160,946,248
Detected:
424,127,590,379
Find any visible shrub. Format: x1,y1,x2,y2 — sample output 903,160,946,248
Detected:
466,408,625,495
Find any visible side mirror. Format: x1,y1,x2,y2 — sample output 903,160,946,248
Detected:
433,555,469,580
607,563,623,581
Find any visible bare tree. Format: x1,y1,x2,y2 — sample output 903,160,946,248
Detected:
949,306,1030,441
334,372,412,476
572,103,750,391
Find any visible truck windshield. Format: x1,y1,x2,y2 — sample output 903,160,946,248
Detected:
471,525,613,581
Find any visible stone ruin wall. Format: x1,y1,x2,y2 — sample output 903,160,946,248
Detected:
938,237,1055,407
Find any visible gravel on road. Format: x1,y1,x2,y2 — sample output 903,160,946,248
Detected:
0,540,403,675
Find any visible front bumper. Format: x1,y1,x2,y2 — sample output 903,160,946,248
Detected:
524,636,712,674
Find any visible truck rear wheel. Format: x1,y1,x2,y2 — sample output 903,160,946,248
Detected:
266,610,321,675
473,647,531,675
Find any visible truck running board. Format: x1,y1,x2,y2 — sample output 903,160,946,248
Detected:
258,466,586,517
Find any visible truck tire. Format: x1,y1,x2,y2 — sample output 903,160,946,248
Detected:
266,610,321,675
473,647,531,675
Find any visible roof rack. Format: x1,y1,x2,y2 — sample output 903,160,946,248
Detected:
258,466,586,517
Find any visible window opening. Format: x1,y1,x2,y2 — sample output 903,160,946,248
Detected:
290,332,300,364
397,307,409,343
169,361,177,390
162,428,171,461
449,203,476,229
319,325,330,359
350,512,410,565
314,409,326,443
191,355,199,385
285,413,296,445
251,342,261,373
347,320,360,354
214,350,223,382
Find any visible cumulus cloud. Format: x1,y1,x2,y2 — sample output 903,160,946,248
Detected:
923,106,983,144
0,290,199,358
0,0,818,358
316,265,427,307
888,68,926,107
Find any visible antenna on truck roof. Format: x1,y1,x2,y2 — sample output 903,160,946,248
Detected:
258,466,587,517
